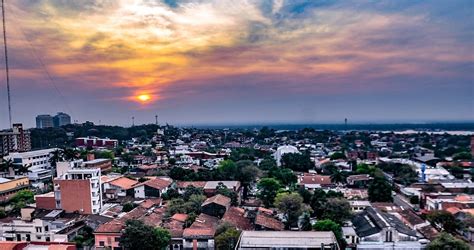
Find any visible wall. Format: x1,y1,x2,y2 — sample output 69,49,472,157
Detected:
56,179,92,214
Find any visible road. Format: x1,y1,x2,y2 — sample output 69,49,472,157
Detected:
393,194,413,210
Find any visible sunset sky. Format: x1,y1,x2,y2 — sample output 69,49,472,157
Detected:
0,0,473,128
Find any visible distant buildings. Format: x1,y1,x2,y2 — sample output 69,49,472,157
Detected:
75,136,118,149
274,145,299,166
0,123,31,156
36,112,71,128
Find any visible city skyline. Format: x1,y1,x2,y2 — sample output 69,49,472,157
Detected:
0,0,473,128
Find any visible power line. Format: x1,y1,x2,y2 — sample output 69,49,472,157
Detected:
1,0,12,128
6,3,73,118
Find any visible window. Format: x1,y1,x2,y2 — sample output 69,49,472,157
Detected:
115,237,120,242
46,237,50,242
45,225,49,232
36,227,42,233
36,236,42,240
99,241,105,246
26,234,31,241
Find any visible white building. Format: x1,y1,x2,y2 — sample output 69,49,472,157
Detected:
274,145,299,166
5,148,57,170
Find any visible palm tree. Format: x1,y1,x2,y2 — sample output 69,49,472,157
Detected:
330,170,347,185
0,158,14,173
63,148,79,161
49,149,64,167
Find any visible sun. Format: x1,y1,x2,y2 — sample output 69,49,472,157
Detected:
137,94,151,102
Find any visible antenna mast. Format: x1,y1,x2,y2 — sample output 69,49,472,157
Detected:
1,0,12,128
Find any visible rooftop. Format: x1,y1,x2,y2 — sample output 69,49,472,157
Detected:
239,231,338,248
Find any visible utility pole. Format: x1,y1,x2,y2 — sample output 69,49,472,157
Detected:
131,116,135,127
155,115,158,125
1,0,12,128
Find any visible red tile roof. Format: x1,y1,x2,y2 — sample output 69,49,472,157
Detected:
171,213,188,223
109,177,139,190
255,213,284,231
300,175,332,185
95,220,124,233
222,207,253,230
202,194,231,208
176,181,206,189
183,213,219,238
135,178,172,190
139,198,162,209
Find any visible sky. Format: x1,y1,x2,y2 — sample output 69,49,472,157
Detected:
0,0,473,128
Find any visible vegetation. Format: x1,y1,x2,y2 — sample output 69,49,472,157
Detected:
377,162,418,186
368,177,393,202
313,219,344,248
215,227,241,250
426,232,469,250
427,211,463,234
257,178,281,207
120,220,170,250
280,152,313,172
274,192,307,229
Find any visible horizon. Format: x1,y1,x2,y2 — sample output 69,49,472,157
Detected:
1,0,473,128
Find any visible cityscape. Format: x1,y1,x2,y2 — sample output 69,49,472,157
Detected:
0,1,473,250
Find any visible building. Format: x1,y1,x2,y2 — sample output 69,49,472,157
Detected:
0,177,30,202
36,115,54,128
183,213,219,250
54,168,103,214
53,112,71,127
299,174,333,190
0,124,31,156
75,136,118,149
0,207,84,243
5,148,56,187
5,148,56,170
237,231,339,249
471,136,474,157
201,194,231,218
103,176,138,198
133,178,172,199
274,145,299,166
83,159,112,173
351,207,422,249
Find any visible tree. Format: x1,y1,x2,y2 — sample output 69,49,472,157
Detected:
329,152,346,160
330,170,347,184
120,220,170,250
280,152,313,172
49,149,63,167
297,187,312,204
183,186,204,201
257,178,281,207
216,183,238,206
453,151,472,160
218,160,238,180
215,227,241,250
259,158,277,171
427,211,463,233
309,189,328,217
409,196,419,205
426,232,469,250
300,213,312,231
321,198,351,224
122,202,136,212
236,161,261,198
368,177,393,202
269,168,297,186
313,219,344,246
274,192,306,228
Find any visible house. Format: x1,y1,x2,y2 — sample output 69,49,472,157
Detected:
222,207,253,230
103,176,138,199
203,181,241,197
299,174,333,190
201,194,231,218
0,177,29,202
237,231,339,250
254,213,284,231
347,174,373,187
82,159,113,173
351,207,422,249
133,178,172,199
176,181,207,194
94,220,124,249
348,200,371,213
183,213,219,250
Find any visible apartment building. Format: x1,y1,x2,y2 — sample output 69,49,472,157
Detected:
0,124,31,156
54,168,103,214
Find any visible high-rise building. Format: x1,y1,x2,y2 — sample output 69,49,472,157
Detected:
53,112,71,127
0,124,31,156
36,114,54,128
54,167,103,214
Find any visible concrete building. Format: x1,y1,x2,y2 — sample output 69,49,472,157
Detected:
237,231,339,249
83,159,112,173
5,148,56,170
75,136,118,149
36,115,54,129
351,207,422,249
0,177,30,202
54,168,103,214
0,124,31,156
53,112,71,127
